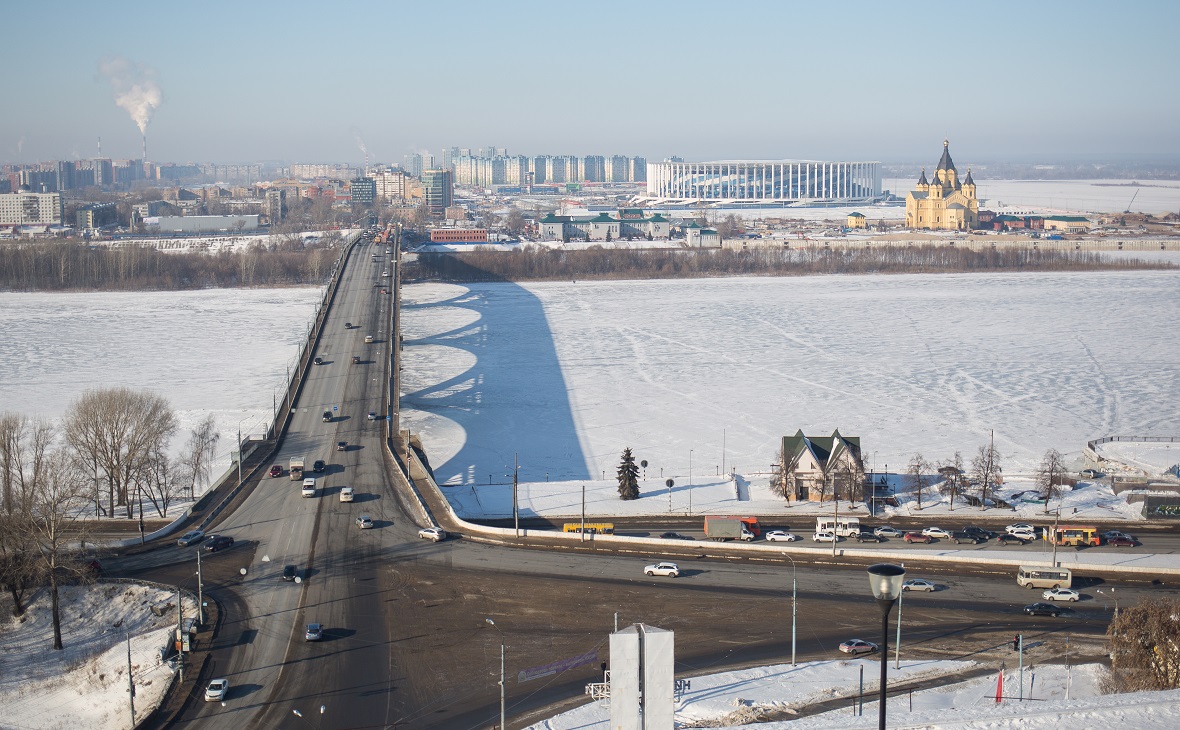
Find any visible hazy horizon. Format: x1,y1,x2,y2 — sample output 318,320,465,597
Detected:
4,1,1178,166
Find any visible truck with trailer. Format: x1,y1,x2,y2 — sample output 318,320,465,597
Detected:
816,516,861,538
703,516,756,542
289,456,305,481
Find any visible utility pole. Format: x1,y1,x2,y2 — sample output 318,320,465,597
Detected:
237,425,243,488
1018,634,1024,701
137,484,145,544
176,587,184,683
832,494,839,557
1051,509,1061,566
197,549,205,626
500,643,507,730
580,484,585,542
894,583,904,669
127,634,136,724
512,454,519,539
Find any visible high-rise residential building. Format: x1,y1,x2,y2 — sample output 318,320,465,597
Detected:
422,169,453,217
92,159,114,187
629,157,647,183
0,189,64,226
350,177,377,207
370,169,410,201
606,155,629,182
581,156,606,183
545,156,567,183
531,155,549,184
265,188,286,221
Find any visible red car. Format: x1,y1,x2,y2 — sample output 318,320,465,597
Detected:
1108,536,1137,547
269,465,283,478
903,531,933,544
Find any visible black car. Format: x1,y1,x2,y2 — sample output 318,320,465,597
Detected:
204,535,234,552
951,531,980,544
281,565,298,582
313,356,323,365
963,526,996,540
996,534,1027,546
313,459,326,473
1024,602,1064,617
322,411,332,422
855,531,882,543
659,532,692,540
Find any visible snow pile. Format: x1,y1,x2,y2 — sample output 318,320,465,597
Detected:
0,583,198,730
527,658,1180,730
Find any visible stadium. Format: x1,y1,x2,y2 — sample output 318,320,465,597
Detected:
643,159,882,206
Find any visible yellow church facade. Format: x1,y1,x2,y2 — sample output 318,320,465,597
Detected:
905,140,979,231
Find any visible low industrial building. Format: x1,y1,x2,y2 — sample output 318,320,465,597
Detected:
76,202,119,231
142,214,260,233
1043,215,1091,233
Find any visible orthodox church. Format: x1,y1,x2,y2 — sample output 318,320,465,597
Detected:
905,140,978,230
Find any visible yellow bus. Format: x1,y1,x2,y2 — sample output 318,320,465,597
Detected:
563,523,615,535
1050,525,1101,547
1016,565,1072,589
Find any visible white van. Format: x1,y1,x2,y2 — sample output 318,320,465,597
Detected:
301,478,316,497
339,487,354,502
816,517,861,537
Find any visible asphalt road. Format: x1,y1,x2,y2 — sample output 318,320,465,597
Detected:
106,237,1180,730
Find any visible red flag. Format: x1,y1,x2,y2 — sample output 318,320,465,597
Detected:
996,669,1004,703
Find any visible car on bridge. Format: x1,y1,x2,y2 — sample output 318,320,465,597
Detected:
1024,602,1066,617
322,411,332,422
839,639,877,655
1108,535,1138,547
812,531,837,543
644,562,680,577
367,411,378,421
205,678,229,702
951,531,980,544
1042,587,1080,602
269,465,283,478
344,322,353,329
305,623,323,641
339,487,354,502
204,535,234,552
855,531,882,543
281,565,298,581
337,440,347,451
314,356,323,365
364,335,374,343
313,460,326,473
177,530,205,547
352,356,360,364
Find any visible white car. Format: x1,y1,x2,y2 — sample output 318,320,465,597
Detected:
1006,523,1035,535
418,526,446,542
205,678,229,702
1043,587,1080,602
339,487,354,502
367,411,378,421
644,562,680,577
902,579,936,592
812,531,837,543
839,639,878,655
1009,529,1037,542
921,527,950,539
765,530,799,542
355,515,373,529
874,526,903,538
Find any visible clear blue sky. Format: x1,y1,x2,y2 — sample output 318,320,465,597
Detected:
4,0,1178,165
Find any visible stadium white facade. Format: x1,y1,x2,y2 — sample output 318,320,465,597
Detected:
645,160,881,204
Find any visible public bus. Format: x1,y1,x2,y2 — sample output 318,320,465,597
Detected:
563,522,615,535
1049,525,1101,547
1016,565,1072,589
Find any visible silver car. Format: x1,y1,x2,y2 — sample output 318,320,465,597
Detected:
177,529,205,547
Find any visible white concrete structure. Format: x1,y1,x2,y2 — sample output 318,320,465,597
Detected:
143,215,260,233
646,160,881,203
610,624,674,730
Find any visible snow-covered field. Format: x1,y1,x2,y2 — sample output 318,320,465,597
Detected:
0,584,197,730
527,658,1180,729
0,287,324,477
401,270,1180,523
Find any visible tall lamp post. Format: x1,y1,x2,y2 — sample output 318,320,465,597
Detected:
485,618,506,730
867,563,906,730
783,553,797,666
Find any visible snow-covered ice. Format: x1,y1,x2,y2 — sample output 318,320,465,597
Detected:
401,270,1180,522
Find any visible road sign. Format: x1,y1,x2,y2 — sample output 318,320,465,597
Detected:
333,405,338,411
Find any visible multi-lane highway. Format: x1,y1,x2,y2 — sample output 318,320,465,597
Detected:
110,233,1180,730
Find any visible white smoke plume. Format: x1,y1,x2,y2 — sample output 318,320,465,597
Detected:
354,133,369,157
16,136,24,156
99,57,163,135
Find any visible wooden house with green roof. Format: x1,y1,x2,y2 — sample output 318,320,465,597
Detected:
778,429,866,503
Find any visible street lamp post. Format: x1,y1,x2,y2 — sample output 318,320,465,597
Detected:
485,618,506,730
783,553,797,666
867,563,906,730
688,449,693,516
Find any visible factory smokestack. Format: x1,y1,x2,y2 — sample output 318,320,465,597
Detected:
142,133,147,162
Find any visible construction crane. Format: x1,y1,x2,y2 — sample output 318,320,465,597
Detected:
1124,188,1139,214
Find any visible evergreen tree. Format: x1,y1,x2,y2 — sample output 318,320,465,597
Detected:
617,447,640,500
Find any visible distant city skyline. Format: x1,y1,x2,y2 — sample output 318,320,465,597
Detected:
4,1,1178,166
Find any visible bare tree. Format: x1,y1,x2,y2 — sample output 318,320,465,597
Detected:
905,453,933,509
181,415,221,501
970,440,1003,509
834,458,865,504
64,388,177,518
0,509,40,616
24,447,91,650
505,208,526,237
768,442,799,502
1035,448,1067,513
140,445,185,518
1105,597,1180,692
0,412,25,513
937,451,966,511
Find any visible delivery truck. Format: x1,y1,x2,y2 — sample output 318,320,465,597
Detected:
289,456,305,481
703,516,756,542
